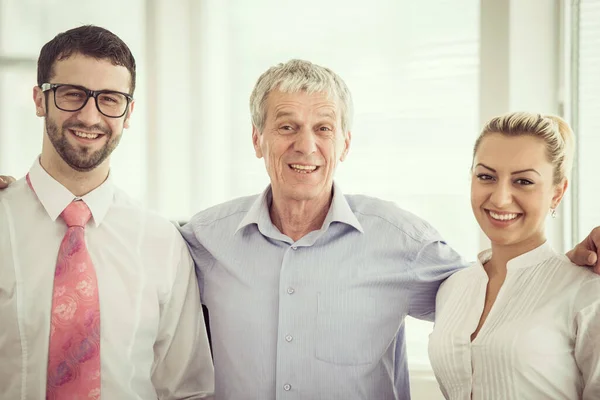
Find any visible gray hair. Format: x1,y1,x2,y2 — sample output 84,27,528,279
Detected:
473,112,575,184
249,59,354,134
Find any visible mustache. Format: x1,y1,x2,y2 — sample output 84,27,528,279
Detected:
63,121,111,135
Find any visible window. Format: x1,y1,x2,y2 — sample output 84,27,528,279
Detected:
211,1,481,377
0,0,147,201
572,0,600,242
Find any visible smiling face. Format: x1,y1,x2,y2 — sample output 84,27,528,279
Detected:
471,133,567,253
34,53,134,172
252,89,351,205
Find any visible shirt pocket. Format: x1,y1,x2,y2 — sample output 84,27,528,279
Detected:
315,286,401,366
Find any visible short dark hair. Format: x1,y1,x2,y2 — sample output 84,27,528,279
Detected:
37,25,137,95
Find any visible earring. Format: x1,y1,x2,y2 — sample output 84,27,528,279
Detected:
550,208,557,218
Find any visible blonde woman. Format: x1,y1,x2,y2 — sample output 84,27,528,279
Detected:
428,112,600,399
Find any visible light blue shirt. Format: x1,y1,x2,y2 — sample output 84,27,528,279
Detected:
179,184,467,400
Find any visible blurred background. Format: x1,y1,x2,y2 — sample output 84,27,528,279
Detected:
0,0,598,398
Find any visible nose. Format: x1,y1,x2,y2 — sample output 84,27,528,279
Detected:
489,181,513,208
293,127,318,155
74,96,103,127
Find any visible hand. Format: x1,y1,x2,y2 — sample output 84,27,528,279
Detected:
567,227,600,274
0,175,16,189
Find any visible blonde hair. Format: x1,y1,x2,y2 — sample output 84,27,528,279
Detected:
249,59,354,133
473,112,575,184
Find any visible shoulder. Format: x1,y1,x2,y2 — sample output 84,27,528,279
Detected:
0,179,34,223
345,193,438,242
536,253,600,313
552,253,600,284
111,186,144,209
0,178,28,203
187,194,259,227
111,186,184,243
441,261,481,287
0,179,26,224
560,255,600,312
432,262,481,307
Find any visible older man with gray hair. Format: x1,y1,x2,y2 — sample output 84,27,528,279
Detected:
2,58,599,399
180,59,600,399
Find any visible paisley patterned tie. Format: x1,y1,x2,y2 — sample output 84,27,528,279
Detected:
45,199,101,400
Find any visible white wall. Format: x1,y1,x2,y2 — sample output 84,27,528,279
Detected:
0,1,578,398
574,0,600,242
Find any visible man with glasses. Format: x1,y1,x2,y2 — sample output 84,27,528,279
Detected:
2,32,600,400
0,25,214,399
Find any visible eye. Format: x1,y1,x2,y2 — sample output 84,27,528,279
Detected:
65,91,85,98
515,178,534,186
279,125,294,131
476,173,495,181
99,94,119,104
319,126,332,131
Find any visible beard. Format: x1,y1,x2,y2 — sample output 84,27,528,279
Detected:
45,116,122,172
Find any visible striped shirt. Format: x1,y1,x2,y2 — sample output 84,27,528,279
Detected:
180,184,466,400
429,242,600,399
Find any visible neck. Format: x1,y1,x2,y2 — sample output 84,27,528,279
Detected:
486,234,546,276
270,189,333,242
39,153,109,197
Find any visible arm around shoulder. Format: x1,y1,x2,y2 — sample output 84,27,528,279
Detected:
151,235,214,399
178,219,216,274
407,226,468,321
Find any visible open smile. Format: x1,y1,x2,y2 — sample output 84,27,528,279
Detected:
288,164,320,174
68,129,106,143
485,209,523,227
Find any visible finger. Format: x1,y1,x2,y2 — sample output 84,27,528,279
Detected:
571,247,596,267
0,175,15,188
581,250,598,272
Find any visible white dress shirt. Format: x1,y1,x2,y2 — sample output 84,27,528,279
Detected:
0,159,214,399
429,242,600,400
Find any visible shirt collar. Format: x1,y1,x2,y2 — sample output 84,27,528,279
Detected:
28,157,114,227
236,182,364,238
323,183,364,233
477,241,556,270
235,186,272,235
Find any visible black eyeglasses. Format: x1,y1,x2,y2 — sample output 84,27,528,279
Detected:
40,83,133,118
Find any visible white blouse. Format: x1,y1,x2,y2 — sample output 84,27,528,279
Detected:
428,242,600,400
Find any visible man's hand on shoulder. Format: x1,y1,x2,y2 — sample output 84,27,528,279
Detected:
0,175,16,189
567,226,600,274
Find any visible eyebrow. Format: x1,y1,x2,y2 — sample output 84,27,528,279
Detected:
475,163,541,176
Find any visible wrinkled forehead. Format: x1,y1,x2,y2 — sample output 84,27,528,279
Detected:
265,88,341,115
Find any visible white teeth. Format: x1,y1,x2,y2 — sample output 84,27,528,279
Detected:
73,130,100,139
489,211,520,221
290,164,317,173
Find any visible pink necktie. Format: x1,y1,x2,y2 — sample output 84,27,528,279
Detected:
46,200,101,400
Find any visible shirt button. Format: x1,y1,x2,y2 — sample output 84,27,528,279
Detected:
285,334,293,342
291,246,298,250
287,287,295,295
283,384,292,391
